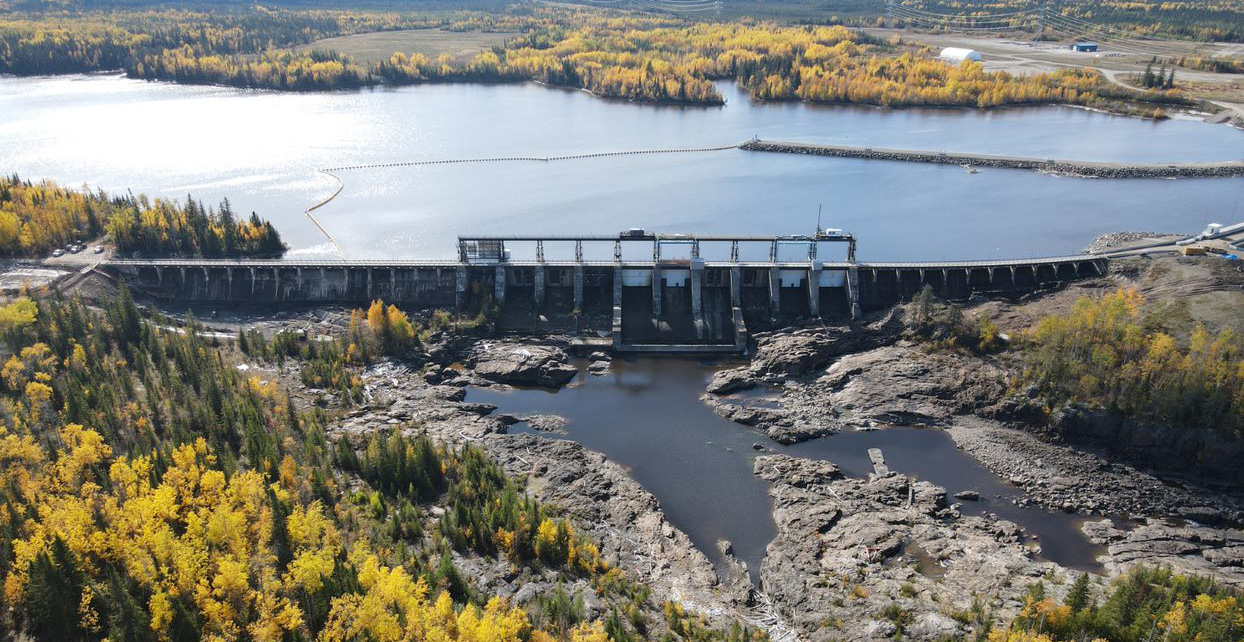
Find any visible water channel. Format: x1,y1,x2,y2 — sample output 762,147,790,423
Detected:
468,357,1102,581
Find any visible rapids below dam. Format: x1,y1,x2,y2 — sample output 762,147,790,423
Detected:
467,357,1104,582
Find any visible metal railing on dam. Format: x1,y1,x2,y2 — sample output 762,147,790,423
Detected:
103,233,1108,351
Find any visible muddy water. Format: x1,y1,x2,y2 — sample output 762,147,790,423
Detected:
468,357,1103,580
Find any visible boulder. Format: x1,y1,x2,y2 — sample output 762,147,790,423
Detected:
750,330,842,377
472,343,577,387
706,367,756,395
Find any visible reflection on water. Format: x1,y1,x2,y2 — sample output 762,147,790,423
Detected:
469,357,1105,581
2,74,1242,260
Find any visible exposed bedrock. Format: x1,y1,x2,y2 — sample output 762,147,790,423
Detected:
1084,518,1244,589
329,361,750,623
755,453,1072,642
1047,404,1244,487
704,334,1006,443
468,341,578,387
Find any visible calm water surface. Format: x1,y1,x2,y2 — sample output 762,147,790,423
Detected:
468,358,1102,581
2,74,1242,260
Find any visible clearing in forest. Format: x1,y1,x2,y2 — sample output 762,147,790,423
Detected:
297,29,518,64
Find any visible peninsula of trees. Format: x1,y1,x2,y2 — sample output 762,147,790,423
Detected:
0,176,286,258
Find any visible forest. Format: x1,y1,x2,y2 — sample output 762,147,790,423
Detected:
0,176,286,258
1019,289,1244,438
996,567,1244,642
909,286,1244,438
0,289,772,642
1,5,1189,111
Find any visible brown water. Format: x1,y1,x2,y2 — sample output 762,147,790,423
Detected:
467,356,1104,581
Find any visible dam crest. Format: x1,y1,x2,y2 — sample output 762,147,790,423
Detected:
105,231,1108,352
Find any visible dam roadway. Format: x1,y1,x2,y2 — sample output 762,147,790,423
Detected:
103,234,1108,352
739,140,1244,178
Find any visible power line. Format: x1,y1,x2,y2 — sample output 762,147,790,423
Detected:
1041,15,1177,56
885,2,1191,58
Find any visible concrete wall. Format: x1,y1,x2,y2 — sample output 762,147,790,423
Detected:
108,258,1108,330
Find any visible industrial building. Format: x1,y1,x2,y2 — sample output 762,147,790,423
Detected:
939,47,982,62
1070,42,1099,52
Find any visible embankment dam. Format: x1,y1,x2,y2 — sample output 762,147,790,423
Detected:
740,140,1244,178
105,233,1107,352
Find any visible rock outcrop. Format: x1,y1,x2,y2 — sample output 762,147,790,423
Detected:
755,453,1072,642
470,342,578,387
704,339,1007,443
814,343,1008,428
1084,518,1244,588
947,418,1244,523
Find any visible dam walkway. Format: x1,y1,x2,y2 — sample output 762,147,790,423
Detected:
104,232,1107,353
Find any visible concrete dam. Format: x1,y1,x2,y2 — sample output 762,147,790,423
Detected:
105,232,1107,352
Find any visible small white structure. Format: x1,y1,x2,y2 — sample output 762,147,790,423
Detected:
939,47,982,63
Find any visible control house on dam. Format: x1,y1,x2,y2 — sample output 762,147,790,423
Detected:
105,231,1108,352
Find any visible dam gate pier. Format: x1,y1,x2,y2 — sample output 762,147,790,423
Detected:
105,232,1107,353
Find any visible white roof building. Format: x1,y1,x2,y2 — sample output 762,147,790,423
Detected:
939,47,983,63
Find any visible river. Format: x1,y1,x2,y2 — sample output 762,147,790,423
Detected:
468,357,1103,581
2,73,1242,260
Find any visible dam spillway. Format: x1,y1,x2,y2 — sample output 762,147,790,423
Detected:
104,232,1108,351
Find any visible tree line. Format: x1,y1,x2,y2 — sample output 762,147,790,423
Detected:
0,175,285,258
994,566,1243,642
1,5,1192,112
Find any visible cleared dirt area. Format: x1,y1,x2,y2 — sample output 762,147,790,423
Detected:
298,29,518,64
864,28,1244,115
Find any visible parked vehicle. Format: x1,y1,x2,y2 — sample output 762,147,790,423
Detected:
51,249,65,257
93,245,105,254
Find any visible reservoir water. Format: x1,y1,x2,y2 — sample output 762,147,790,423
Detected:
2,73,1242,260
468,358,1102,581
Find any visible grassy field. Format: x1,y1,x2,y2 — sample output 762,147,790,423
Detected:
298,29,517,64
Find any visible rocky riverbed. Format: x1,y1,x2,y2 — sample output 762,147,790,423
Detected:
698,269,1244,606
253,254,1244,641
318,349,762,635
755,453,1074,642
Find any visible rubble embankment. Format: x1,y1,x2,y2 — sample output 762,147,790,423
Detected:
740,140,1244,179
